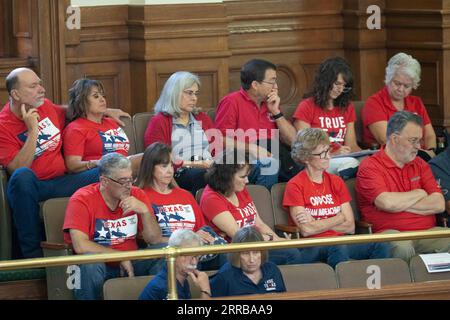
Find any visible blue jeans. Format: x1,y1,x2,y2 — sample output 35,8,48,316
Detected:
6,167,99,258
74,257,164,300
248,157,279,191
268,248,305,265
296,242,391,269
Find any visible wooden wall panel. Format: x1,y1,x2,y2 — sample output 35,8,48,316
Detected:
2,0,450,130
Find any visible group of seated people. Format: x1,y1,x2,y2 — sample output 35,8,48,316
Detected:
0,51,450,300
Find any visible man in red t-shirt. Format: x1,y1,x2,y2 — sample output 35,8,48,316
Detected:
357,111,450,262
215,59,299,186
64,153,162,300
0,68,128,258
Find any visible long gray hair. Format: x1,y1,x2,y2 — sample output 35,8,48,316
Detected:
154,71,201,118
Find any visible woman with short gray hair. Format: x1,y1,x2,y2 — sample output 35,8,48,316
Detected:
361,52,436,161
283,128,391,268
143,71,215,195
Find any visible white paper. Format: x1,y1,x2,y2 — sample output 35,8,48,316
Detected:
331,149,378,159
419,253,450,273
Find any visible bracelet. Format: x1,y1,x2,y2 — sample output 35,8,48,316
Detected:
271,112,284,120
200,290,211,297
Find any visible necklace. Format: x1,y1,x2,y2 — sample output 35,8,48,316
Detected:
307,172,326,195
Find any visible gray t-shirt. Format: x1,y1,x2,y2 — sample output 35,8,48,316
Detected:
171,113,212,161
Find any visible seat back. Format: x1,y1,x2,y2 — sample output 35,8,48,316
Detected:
279,263,337,291
409,255,450,282
336,258,412,288
104,270,217,300
270,183,289,226
42,198,70,243
0,167,11,260
133,112,153,153
120,115,136,155
42,197,72,300
282,104,297,121
104,275,154,300
206,109,216,123
247,185,275,229
344,178,361,222
353,100,365,145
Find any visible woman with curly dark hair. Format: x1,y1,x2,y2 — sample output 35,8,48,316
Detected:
200,149,304,266
292,57,362,179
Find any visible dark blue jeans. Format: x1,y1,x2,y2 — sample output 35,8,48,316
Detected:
248,157,279,191
175,168,207,196
6,167,99,258
296,242,391,269
268,248,305,265
74,257,164,300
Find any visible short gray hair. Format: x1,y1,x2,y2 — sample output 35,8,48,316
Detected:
154,71,201,118
168,229,202,248
291,128,330,165
386,111,423,138
98,153,131,177
385,52,421,89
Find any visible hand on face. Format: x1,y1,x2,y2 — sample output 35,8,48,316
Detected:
21,104,40,133
266,89,281,115
119,196,147,215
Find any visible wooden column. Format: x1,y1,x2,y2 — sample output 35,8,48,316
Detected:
343,0,387,101
128,3,231,114
384,0,448,128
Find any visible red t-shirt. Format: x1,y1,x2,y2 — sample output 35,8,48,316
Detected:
200,185,258,242
63,117,129,160
0,99,66,180
63,184,148,252
215,88,278,143
293,97,356,151
283,170,351,238
356,148,440,232
143,186,205,237
361,86,431,146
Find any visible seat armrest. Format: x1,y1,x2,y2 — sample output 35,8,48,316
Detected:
275,224,301,239
355,220,373,234
41,241,72,250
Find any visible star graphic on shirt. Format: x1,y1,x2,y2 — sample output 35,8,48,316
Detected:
97,227,109,238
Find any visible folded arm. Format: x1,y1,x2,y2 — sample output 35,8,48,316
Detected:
288,205,346,238
374,189,428,213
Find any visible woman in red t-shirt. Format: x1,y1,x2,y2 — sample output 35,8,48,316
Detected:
63,78,141,174
361,52,437,161
135,142,227,270
283,128,390,268
200,149,303,265
293,57,362,179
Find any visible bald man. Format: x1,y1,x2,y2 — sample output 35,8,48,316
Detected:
0,68,128,258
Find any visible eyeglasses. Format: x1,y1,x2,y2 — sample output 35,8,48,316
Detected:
106,176,135,187
391,80,413,91
260,80,278,87
395,134,421,146
183,90,200,97
333,81,352,93
311,147,331,159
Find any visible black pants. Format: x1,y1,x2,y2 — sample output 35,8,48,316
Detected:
175,168,207,196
